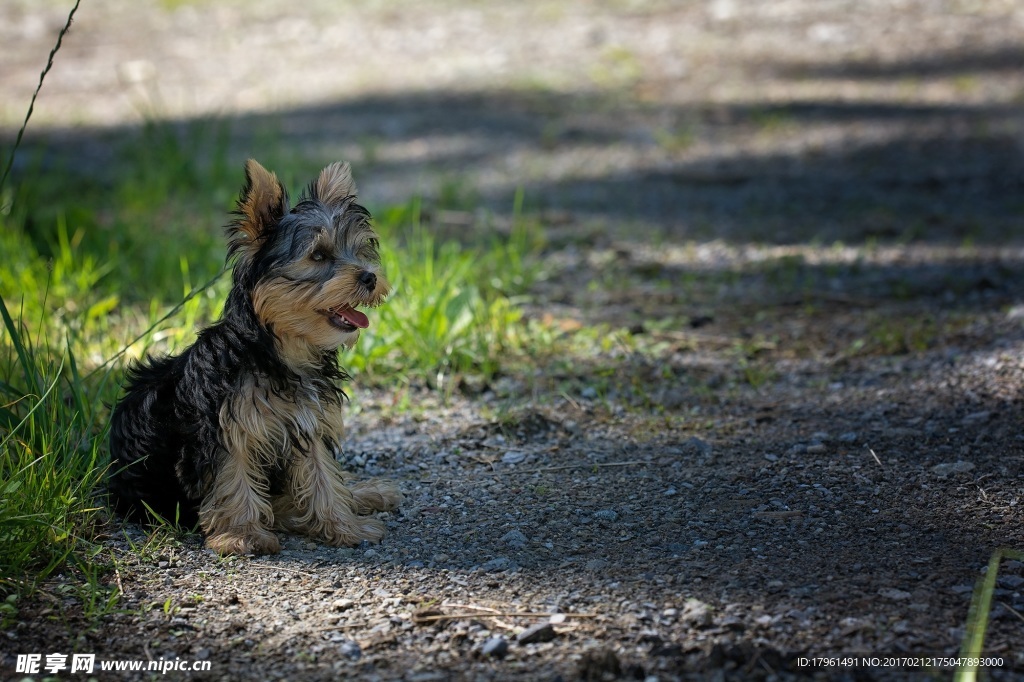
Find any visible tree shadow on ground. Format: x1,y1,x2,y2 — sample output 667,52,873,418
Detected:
7,45,1024,250
772,44,1024,80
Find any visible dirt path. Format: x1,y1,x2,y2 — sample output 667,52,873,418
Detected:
3,1,1024,679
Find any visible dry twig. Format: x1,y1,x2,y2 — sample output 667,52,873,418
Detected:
514,460,648,474
412,607,594,625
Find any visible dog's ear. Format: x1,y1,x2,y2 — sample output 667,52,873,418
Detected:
229,159,288,261
311,161,357,207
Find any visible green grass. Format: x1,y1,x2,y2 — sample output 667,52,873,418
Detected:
955,547,1024,682
0,295,110,596
348,198,534,391
0,113,547,603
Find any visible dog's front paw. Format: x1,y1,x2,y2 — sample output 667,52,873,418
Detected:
350,479,403,514
321,515,387,547
206,528,281,556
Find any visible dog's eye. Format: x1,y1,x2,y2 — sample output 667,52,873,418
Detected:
311,249,330,262
357,238,380,262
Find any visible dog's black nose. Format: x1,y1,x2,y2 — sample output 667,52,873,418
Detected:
358,270,377,291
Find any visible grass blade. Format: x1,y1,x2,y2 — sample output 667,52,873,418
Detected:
0,297,41,397
955,547,1024,682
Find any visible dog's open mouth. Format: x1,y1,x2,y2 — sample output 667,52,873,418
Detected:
322,305,369,332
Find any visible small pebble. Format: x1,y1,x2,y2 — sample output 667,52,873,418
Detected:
407,674,448,682
658,388,687,410
481,637,509,658
480,556,512,572
500,530,529,548
339,639,362,660
878,588,912,601
593,509,618,522
517,622,556,644
683,437,713,458
961,410,992,426
502,451,526,465
678,598,713,627
931,461,975,478
333,599,354,612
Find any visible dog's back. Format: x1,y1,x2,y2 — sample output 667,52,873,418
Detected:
108,353,198,525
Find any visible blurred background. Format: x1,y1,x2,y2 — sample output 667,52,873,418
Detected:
5,0,1023,244
4,0,1024,395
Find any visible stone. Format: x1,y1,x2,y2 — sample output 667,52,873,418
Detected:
480,556,512,572
332,598,355,612
339,639,361,660
481,637,509,658
502,451,526,465
678,598,713,627
517,622,556,644
878,588,912,601
931,461,975,478
501,530,529,548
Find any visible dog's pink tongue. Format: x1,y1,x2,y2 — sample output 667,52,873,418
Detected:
338,307,369,329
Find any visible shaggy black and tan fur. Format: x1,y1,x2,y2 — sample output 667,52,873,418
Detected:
108,159,400,555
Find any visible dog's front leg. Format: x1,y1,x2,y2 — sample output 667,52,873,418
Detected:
199,403,280,555
282,438,393,546
199,447,279,555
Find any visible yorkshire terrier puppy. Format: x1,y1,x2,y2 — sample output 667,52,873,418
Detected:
108,159,401,555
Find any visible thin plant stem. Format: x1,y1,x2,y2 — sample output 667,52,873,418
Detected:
0,0,83,195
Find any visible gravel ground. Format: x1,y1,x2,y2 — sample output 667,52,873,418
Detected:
3,1,1024,680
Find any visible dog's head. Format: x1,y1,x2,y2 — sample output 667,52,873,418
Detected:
227,159,390,355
